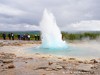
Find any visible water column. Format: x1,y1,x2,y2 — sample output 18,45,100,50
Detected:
40,9,68,49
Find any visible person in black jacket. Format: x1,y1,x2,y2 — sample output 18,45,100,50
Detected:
17,34,20,40
8,33,11,40
2,33,6,40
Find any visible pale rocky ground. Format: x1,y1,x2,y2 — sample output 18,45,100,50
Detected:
0,40,100,75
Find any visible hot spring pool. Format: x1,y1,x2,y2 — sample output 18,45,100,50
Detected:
26,44,100,58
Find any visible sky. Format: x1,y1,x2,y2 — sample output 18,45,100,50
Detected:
0,0,100,31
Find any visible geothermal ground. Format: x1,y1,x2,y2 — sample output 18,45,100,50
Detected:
0,40,100,75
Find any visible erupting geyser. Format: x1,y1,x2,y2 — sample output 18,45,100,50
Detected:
40,9,68,49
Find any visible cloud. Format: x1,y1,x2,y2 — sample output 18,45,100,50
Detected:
0,0,100,31
0,3,34,25
63,20,100,31
0,3,26,16
0,23,39,31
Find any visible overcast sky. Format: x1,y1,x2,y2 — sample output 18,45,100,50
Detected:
0,0,100,31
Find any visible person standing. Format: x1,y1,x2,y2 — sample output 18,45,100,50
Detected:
23,34,26,40
11,33,14,40
2,33,6,40
17,34,20,40
34,34,37,40
37,35,40,41
8,33,11,40
27,34,30,40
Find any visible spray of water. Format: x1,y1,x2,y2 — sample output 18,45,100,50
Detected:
40,9,68,49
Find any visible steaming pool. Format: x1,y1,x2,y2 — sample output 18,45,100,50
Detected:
26,42,100,59
25,9,100,59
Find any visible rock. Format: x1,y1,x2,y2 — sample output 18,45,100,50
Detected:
55,65,63,70
28,58,33,60
1,64,3,66
42,57,46,58
78,69,90,72
91,66,98,69
45,68,53,71
25,61,28,63
58,57,62,59
7,64,15,69
90,59,98,64
13,43,22,46
36,67,48,70
78,61,83,63
76,64,92,72
90,71,95,74
83,60,89,64
48,62,53,65
46,64,63,71
2,59,13,63
62,59,66,61
69,58,76,60
0,53,16,59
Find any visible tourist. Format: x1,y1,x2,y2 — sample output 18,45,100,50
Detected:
27,34,30,40
8,33,11,40
25,34,28,40
17,34,20,40
21,35,23,40
23,34,26,40
2,33,6,40
11,33,14,40
34,34,37,40
37,35,40,41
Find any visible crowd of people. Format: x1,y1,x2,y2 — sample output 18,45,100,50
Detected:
2,33,15,40
17,34,31,40
1,33,40,41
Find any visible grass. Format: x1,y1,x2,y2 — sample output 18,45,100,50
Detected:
0,31,100,40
